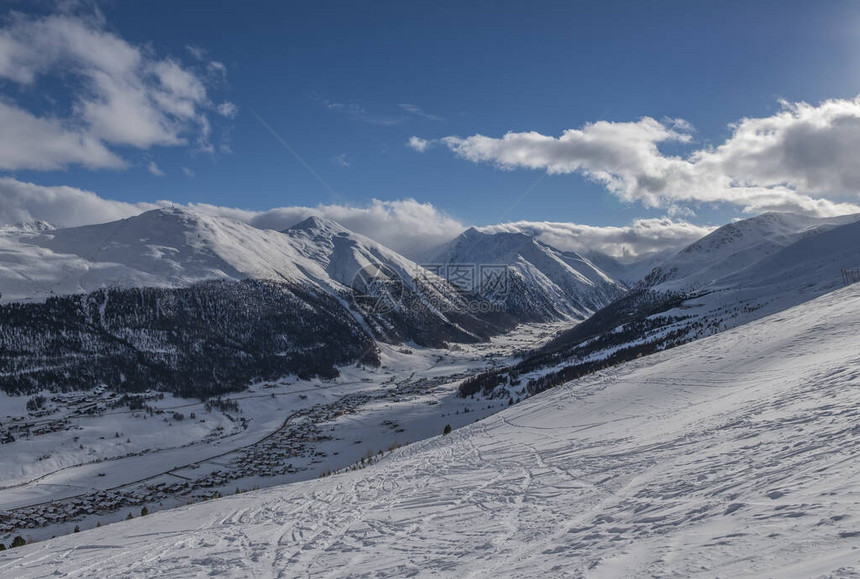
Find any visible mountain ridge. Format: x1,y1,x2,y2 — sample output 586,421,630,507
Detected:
433,226,624,322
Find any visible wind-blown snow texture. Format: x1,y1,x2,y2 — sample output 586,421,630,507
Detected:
3,284,860,577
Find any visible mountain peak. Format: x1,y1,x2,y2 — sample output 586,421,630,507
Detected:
7,220,55,232
287,215,348,235
132,206,203,226
460,226,534,246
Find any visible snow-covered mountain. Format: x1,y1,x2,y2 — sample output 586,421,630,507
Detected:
285,216,424,287
645,211,860,290
0,210,512,340
0,207,325,303
5,283,859,577
284,216,517,345
0,209,522,397
434,227,624,321
465,210,860,400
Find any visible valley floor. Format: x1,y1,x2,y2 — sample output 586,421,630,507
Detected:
0,321,565,543
3,285,860,577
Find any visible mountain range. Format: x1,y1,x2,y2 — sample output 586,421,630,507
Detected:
2,206,860,572
433,227,624,321
0,207,626,396
458,211,860,399
2,207,859,400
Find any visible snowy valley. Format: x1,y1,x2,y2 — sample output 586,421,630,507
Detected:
2,274,859,577
4,3,860,576
0,207,858,577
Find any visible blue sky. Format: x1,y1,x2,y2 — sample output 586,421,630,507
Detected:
2,0,860,253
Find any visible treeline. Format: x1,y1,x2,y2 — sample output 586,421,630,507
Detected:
459,288,699,399
523,326,690,396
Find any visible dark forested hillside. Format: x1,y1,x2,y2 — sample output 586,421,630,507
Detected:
0,280,378,398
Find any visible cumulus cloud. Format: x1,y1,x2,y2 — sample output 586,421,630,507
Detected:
0,177,164,226
0,11,233,171
0,177,709,259
0,100,125,170
433,97,860,217
182,167,195,177
408,136,430,152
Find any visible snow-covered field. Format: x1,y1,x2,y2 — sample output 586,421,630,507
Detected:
0,321,565,543
3,283,859,577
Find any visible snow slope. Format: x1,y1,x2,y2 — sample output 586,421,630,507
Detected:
648,211,860,291
436,227,624,321
286,216,426,288
651,212,860,338
283,216,517,344
0,207,328,303
4,284,860,577
285,216,472,313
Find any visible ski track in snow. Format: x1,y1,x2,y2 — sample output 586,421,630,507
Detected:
3,286,860,577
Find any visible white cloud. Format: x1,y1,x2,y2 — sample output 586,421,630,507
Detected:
217,101,238,118
182,167,195,177
0,11,233,171
208,61,227,77
147,161,164,176
435,97,860,217
0,177,163,226
480,218,715,258
0,100,125,170
228,199,467,260
408,136,430,152
319,99,402,126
